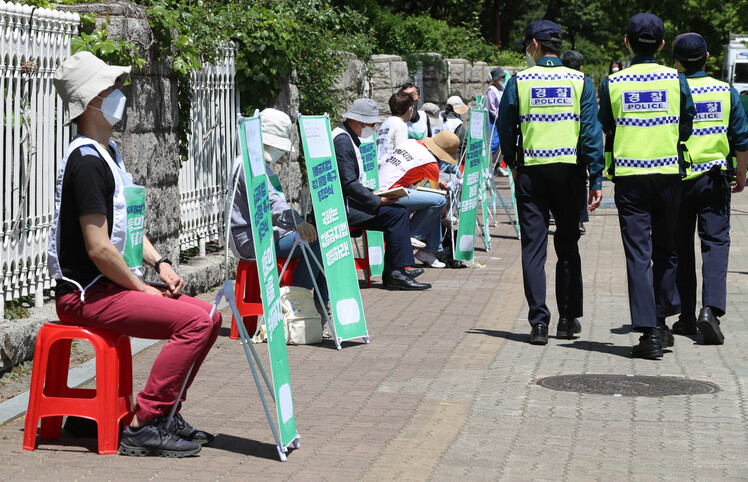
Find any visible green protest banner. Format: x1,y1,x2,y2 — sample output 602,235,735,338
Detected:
237,116,298,448
298,115,369,347
357,135,385,277
455,109,487,261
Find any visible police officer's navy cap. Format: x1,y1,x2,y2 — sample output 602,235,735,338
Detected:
674,33,708,62
627,13,664,44
525,20,562,43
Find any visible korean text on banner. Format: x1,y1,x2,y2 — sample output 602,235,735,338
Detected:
298,115,369,342
358,136,385,277
455,109,488,260
238,116,298,447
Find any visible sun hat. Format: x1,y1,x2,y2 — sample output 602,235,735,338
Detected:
423,130,460,165
489,67,506,82
260,108,293,152
446,96,469,115
341,98,381,124
53,51,131,126
422,102,442,127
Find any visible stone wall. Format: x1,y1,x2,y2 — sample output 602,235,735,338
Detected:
368,53,518,117
61,1,181,276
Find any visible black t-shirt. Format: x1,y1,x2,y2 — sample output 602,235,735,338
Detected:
55,144,115,296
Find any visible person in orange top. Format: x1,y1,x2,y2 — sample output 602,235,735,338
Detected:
378,131,459,268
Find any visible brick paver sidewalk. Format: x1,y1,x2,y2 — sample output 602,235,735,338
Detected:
2,178,747,480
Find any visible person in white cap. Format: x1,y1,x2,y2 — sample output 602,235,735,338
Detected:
332,98,431,290
229,108,329,313
49,51,221,457
439,95,469,169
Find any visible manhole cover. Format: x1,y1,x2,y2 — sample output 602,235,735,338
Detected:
536,374,721,397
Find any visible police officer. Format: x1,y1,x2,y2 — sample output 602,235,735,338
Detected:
598,13,696,359
498,20,603,345
671,33,748,344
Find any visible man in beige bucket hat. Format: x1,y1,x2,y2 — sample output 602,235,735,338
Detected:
48,51,221,457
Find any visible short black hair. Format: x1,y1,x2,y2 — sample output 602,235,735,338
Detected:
399,82,419,95
560,50,583,71
675,55,706,72
537,37,562,56
628,37,660,57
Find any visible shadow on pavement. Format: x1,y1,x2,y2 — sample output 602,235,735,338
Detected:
610,325,633,334
557,340,633,358
316,339,367,351
209,433,292,460
466,328,527,343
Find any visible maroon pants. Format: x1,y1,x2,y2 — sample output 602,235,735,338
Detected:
56,280,222,422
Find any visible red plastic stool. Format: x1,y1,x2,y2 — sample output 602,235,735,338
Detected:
23,323,133,454
230,258,298,339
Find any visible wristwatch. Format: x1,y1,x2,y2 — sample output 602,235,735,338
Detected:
154,257,172,274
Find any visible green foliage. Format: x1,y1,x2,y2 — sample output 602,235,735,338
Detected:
366,5,502,65
72,15,146,75
4,297,31,320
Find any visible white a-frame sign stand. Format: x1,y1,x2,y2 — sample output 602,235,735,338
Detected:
208,114,300,461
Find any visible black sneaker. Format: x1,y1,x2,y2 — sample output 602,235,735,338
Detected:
118,418,201,457
169,413,215,446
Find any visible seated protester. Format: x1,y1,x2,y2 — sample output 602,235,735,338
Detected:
333,99,431,290
376,92,414,164
399,82,432,140
50,52,221,457
422,102,443,135
230,108,329,309
439,96,469,174
379,131,460,269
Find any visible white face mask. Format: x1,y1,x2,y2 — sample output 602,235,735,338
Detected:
93,89,126,126
264,145,288,164
525,45,537,67
611,67,620,73
360,126,376,139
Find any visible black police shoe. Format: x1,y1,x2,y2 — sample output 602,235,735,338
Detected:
657,322,674,348
168,413,215,446
556,317,581,339
697,307,725,345
404,268,425,278
631,331,663,359
672,316,698,336
529,324,548,345
118,417,201,457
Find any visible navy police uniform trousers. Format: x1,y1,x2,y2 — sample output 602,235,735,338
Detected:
515,164,585,327
675,169,731,320
614,174,682,330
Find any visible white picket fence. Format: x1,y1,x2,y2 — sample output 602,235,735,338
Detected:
179,44,237,255
1,0,238,307
1,2,79,307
